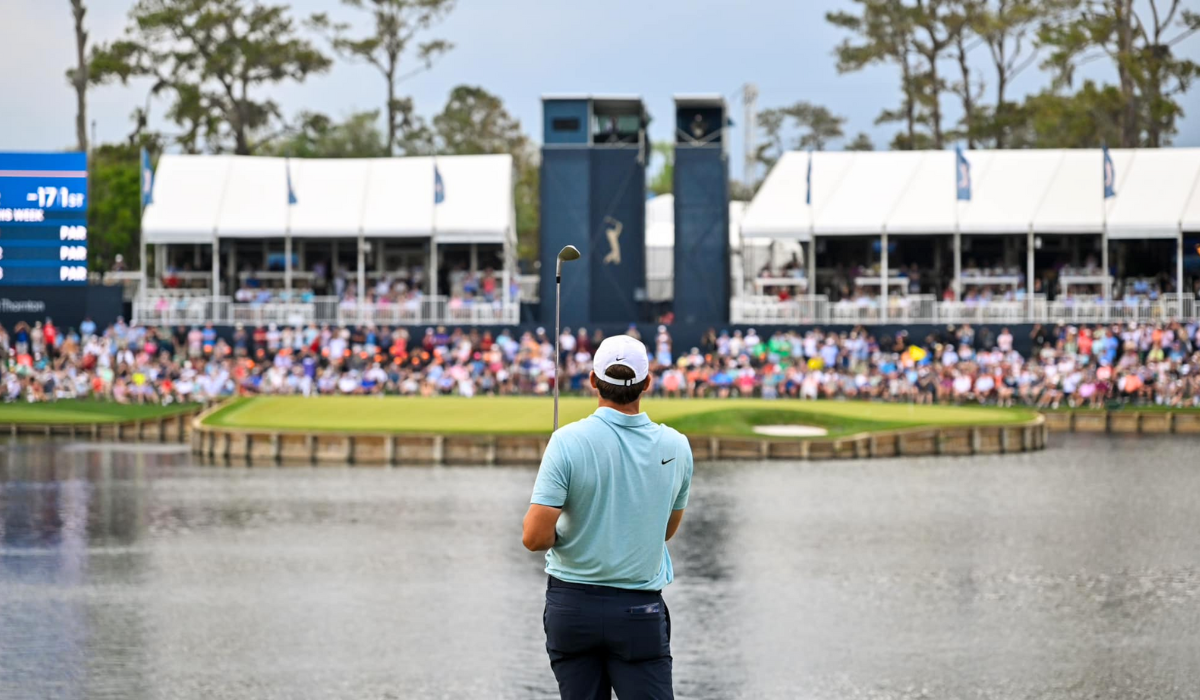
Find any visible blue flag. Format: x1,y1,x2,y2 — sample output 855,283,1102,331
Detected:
956,145,971,202
286,158,298,205
1103,145,1116,199
434,163,445,204
805,150,813,206
140,148,155,207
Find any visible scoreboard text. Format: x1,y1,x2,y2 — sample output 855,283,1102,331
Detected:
0,152,88,286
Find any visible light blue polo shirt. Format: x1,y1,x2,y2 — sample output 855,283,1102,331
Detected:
531,407,693,591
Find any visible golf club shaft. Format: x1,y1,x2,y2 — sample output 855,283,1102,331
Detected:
554,265,561,431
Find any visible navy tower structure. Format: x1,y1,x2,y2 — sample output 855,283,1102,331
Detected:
539,95,649,329
672,95,730,326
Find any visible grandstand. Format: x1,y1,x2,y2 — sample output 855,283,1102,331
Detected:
738,148,1200,326
124,145,1200,332
135,153,518,328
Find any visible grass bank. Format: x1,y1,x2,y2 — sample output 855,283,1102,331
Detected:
203,396,1036,440
0,401,200,425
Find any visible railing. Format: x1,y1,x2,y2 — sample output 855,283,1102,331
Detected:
731,294,1200,325
518,275,540,303
731,295,829,324
134,294,519,326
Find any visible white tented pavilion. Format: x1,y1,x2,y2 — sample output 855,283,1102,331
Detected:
739,148,1200,325
644,195,793,303
138,153,518,326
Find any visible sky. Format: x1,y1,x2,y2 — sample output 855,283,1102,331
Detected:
2,0,1199,183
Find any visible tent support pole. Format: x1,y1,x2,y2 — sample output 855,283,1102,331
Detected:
1101,230,1110,300
953,229,962,300
880,229,889,315
284,234,292,296
1178,224,1185,314
807,237,817,301
212,236,220,319
357,232,366,305
1027,226,1035,320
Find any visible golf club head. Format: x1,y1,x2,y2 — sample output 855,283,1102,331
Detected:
558,245,581,262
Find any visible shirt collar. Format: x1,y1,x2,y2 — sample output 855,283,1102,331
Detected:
594,406,652,427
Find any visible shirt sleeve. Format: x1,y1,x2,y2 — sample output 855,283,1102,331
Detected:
672,435,693,511
530,432,570,507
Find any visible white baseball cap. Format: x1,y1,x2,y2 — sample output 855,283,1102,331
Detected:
593,334,649,386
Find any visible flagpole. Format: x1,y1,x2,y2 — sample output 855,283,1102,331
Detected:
139,148,148,318
1101,148,1111,304
431,156,439,318
285,157,294,297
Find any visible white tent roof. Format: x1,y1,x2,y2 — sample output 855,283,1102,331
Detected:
743,148,1200,240
216,156,288,239
143,153,514,245
816,151,925,235
961,150,1061,234
1184,165,1200,232
645,194,675,248
643,195,756,250
887,151,957,235
139,155,231,244
739,151,811,239
1107,148,1200,239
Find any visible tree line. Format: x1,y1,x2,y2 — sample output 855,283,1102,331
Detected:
67,0,540,267
753,0,1198,177
64,1,1198,268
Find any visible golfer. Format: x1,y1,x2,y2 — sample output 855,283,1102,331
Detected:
523,334,693,699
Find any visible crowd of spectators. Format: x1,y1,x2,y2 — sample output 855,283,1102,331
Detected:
3,315,1200,409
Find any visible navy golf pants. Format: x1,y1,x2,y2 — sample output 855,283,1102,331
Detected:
543,576,673,699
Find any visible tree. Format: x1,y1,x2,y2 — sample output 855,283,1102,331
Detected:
67,0,89,152
87,144,142,271
787,102,848,150
755,101,848,172
968,0,1073,147
1041,0,1200,146
909,0,960,149
1008,80,1125,147
828,0,922,149
310,0,454,156
265,111,389,158
433,86,526,156
845,132,877,150
648,142,674,196
90,0,331,155
430,86,538,258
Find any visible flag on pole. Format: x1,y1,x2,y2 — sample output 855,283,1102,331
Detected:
956,145,971,202
286,158,298,205
434,163,445,204
140,148,155,207
1103,145,1116,199
805,150,813,206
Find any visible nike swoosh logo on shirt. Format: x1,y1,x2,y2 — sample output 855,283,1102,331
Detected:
661,458,675,465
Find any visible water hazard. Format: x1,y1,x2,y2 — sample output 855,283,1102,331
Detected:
1,435,1198,699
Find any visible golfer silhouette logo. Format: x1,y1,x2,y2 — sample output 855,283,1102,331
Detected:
603,216,623,265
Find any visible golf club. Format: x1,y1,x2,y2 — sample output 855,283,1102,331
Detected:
554,245,581,431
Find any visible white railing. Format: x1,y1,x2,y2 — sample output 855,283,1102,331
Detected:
518,274,540,303
134,294,518,326
731,295,829,325
731,294,1200,325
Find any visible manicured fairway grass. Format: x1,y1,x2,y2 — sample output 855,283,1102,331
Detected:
0,401,200,425
203,396,1037,439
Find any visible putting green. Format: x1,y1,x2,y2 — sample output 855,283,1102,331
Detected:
0,401,200,425
203,396,1037,439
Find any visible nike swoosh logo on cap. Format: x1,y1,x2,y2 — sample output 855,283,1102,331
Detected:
661,458,675,465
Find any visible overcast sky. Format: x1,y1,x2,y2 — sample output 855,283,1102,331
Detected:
3,0,1198,181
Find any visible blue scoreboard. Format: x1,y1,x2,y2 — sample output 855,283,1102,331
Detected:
0,152,89,286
